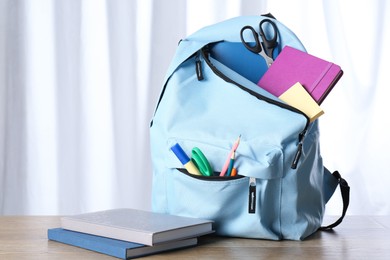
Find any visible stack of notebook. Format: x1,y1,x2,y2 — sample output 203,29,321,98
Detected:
48,208,214,259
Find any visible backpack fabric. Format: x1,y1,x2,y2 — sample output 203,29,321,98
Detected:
149,15,349,240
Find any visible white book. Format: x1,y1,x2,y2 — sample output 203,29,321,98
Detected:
61,208,214,246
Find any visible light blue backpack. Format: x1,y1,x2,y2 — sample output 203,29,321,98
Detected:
150,15,349,240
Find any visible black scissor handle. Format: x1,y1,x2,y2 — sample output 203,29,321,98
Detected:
259,19,278,57
240,25,262,54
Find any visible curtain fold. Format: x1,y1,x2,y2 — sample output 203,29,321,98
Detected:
54,0,83,214
1,0,29,214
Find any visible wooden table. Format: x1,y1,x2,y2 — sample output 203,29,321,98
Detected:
0,215,389,259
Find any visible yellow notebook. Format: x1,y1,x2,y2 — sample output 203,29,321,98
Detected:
279,82,324,122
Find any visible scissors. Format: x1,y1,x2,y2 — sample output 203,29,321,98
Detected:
240,18,279,67
191,147,213,177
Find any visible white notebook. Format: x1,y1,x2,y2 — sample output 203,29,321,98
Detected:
61,208,214,246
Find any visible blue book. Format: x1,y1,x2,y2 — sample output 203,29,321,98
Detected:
48,228,197,259
209,41,280,84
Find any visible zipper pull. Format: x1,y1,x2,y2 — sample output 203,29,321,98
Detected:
291,142,303,169
291,128,307,169
195,53,204,81
299,129,307,142
248,177,256,214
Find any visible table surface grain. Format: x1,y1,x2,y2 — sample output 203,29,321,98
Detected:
0,215,389,259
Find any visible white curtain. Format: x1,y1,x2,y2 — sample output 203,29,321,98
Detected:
268,0,390,215
0,0,389,215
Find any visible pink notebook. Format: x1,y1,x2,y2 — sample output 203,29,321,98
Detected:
257,46,343,104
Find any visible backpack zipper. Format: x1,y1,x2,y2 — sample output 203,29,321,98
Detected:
195,52,204,81
248,177,257,213
199,46,310,169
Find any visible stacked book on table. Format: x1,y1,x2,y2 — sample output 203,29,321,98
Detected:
48,208,214,259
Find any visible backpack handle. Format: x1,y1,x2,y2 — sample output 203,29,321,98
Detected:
319,171,350,231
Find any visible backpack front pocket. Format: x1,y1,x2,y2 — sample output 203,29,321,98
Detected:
166,168,282,239
163,139,284,240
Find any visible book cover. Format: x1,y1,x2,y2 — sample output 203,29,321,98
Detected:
48,228,197,259
257,45,343,104
279,82,324,122
61,208,213,246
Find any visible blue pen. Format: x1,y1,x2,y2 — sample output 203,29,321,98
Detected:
170,143,202,176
